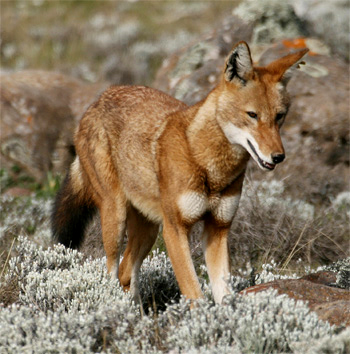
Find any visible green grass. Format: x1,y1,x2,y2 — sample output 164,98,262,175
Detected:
1,166,62,198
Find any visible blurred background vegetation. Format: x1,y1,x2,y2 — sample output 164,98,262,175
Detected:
0,0,243,196
1,1,239,85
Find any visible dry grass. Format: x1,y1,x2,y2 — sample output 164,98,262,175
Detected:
230,196,349,272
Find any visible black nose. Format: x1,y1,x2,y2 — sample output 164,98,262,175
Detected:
272,153,285,164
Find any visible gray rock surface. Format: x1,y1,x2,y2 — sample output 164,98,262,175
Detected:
0,70,108,182
292,0,350,61
241,271,350,327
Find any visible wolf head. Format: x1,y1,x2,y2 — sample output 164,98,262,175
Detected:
217,41,308,171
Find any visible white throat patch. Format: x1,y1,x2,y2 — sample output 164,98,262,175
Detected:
222,122,272,170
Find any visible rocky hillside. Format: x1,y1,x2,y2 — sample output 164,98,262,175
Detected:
153,0,349,206
1,0,348,198
1,1,237,183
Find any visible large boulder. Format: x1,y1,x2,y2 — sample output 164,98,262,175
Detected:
154,0,307,104
257,41,349,202
153,1,349,203
0,70,108,182
241,271,350,327
154,15,254,105
292,0,350,61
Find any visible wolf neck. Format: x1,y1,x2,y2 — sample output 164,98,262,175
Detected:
187,89,249,189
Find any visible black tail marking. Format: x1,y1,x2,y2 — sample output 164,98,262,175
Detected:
51,172,96,249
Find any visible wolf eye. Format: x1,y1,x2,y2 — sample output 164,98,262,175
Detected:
276,113,285,121
247,111,258,119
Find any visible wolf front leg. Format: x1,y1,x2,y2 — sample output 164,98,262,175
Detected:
162,216,203,301
202,217,232,303
203,176,243,303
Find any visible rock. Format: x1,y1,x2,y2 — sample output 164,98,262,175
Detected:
300,271,337,286
154,15,254,105
232,0,349,62
292,0,350,61
241,271,350,327
3,187,33,197
154,14,349,201
256,41,350,201
153,4,348,126
233,0,305,47
0,70,108,183
313,301,350,327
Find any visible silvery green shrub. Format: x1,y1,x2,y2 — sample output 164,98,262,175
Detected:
240,179,315,220
19,257,132,313
1,237,140,353
337,267,350,290
0,304,96,353
0,300,143,354
0,196,52,242
158,290,334,354
5,236,85,283
1,237,347,353
291,328,350,354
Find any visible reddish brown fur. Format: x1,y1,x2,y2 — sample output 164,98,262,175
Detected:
52,42,308,303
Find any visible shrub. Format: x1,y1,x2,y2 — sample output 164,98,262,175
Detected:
1,237,347,353
158,290,334,354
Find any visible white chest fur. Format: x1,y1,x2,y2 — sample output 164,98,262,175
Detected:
177,191,240,223
211,194,240,224
178,192,209,221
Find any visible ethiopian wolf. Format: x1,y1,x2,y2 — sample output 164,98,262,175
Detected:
52,41,308,303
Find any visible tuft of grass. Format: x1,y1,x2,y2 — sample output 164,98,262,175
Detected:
1,166,62,198
35,171,62,198
227,177,349,274
0,237,19,307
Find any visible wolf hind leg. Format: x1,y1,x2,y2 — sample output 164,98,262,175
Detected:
99,193,128,280
75,128,129,281
119,206,159,301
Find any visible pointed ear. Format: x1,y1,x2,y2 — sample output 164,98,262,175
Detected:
224,41,253,83
267,48,309,86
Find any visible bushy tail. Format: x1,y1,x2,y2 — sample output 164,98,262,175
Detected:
51,165,96,249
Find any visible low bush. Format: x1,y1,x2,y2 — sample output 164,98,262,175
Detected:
1,236,349,353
